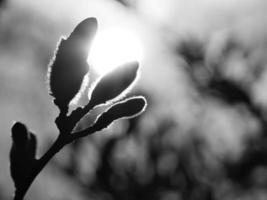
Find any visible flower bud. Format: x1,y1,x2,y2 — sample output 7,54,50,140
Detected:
88,61,139,108
93,96,147,131
48,18,98,112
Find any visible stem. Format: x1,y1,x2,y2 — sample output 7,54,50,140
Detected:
13,190,25,200
13,136,66,200
12,103,95,200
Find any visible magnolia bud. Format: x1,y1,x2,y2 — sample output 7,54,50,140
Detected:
93,96,147,131
48,18,98,112
10,122,37,189
88,61,139,108
11,122,29,148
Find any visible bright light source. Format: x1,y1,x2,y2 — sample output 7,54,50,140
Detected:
88,27,143,75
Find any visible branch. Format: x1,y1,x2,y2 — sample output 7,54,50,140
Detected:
13,135,67,200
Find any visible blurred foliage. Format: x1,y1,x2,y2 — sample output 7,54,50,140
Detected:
47,34,267,200
177,36,267,190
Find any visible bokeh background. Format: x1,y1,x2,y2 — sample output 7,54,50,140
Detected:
1,0,267,199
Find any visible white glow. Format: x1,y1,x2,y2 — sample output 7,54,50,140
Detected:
88,27,143,75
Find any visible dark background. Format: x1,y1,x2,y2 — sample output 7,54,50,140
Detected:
1,0,267,199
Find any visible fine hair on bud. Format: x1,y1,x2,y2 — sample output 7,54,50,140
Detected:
47,18,98,111
88,61,139,108
93,96,147,130
68,17,98,58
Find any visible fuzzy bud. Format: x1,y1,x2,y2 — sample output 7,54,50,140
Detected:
93,96,147,131
48,18,98,112
88,61,139,108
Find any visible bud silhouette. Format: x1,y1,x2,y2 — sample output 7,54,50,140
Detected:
48,18,98,112
10,122,37,189
88,61,139,108
11,122,29,148
93,96,146,131
9,17,148,200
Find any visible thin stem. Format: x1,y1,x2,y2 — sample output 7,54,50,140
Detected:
12,102,96,200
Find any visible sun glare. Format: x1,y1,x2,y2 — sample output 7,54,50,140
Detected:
88,27,143,75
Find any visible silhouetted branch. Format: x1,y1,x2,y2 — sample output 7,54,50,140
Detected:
9,17,147,200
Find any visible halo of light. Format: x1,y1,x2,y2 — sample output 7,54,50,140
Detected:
88,27,143,75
